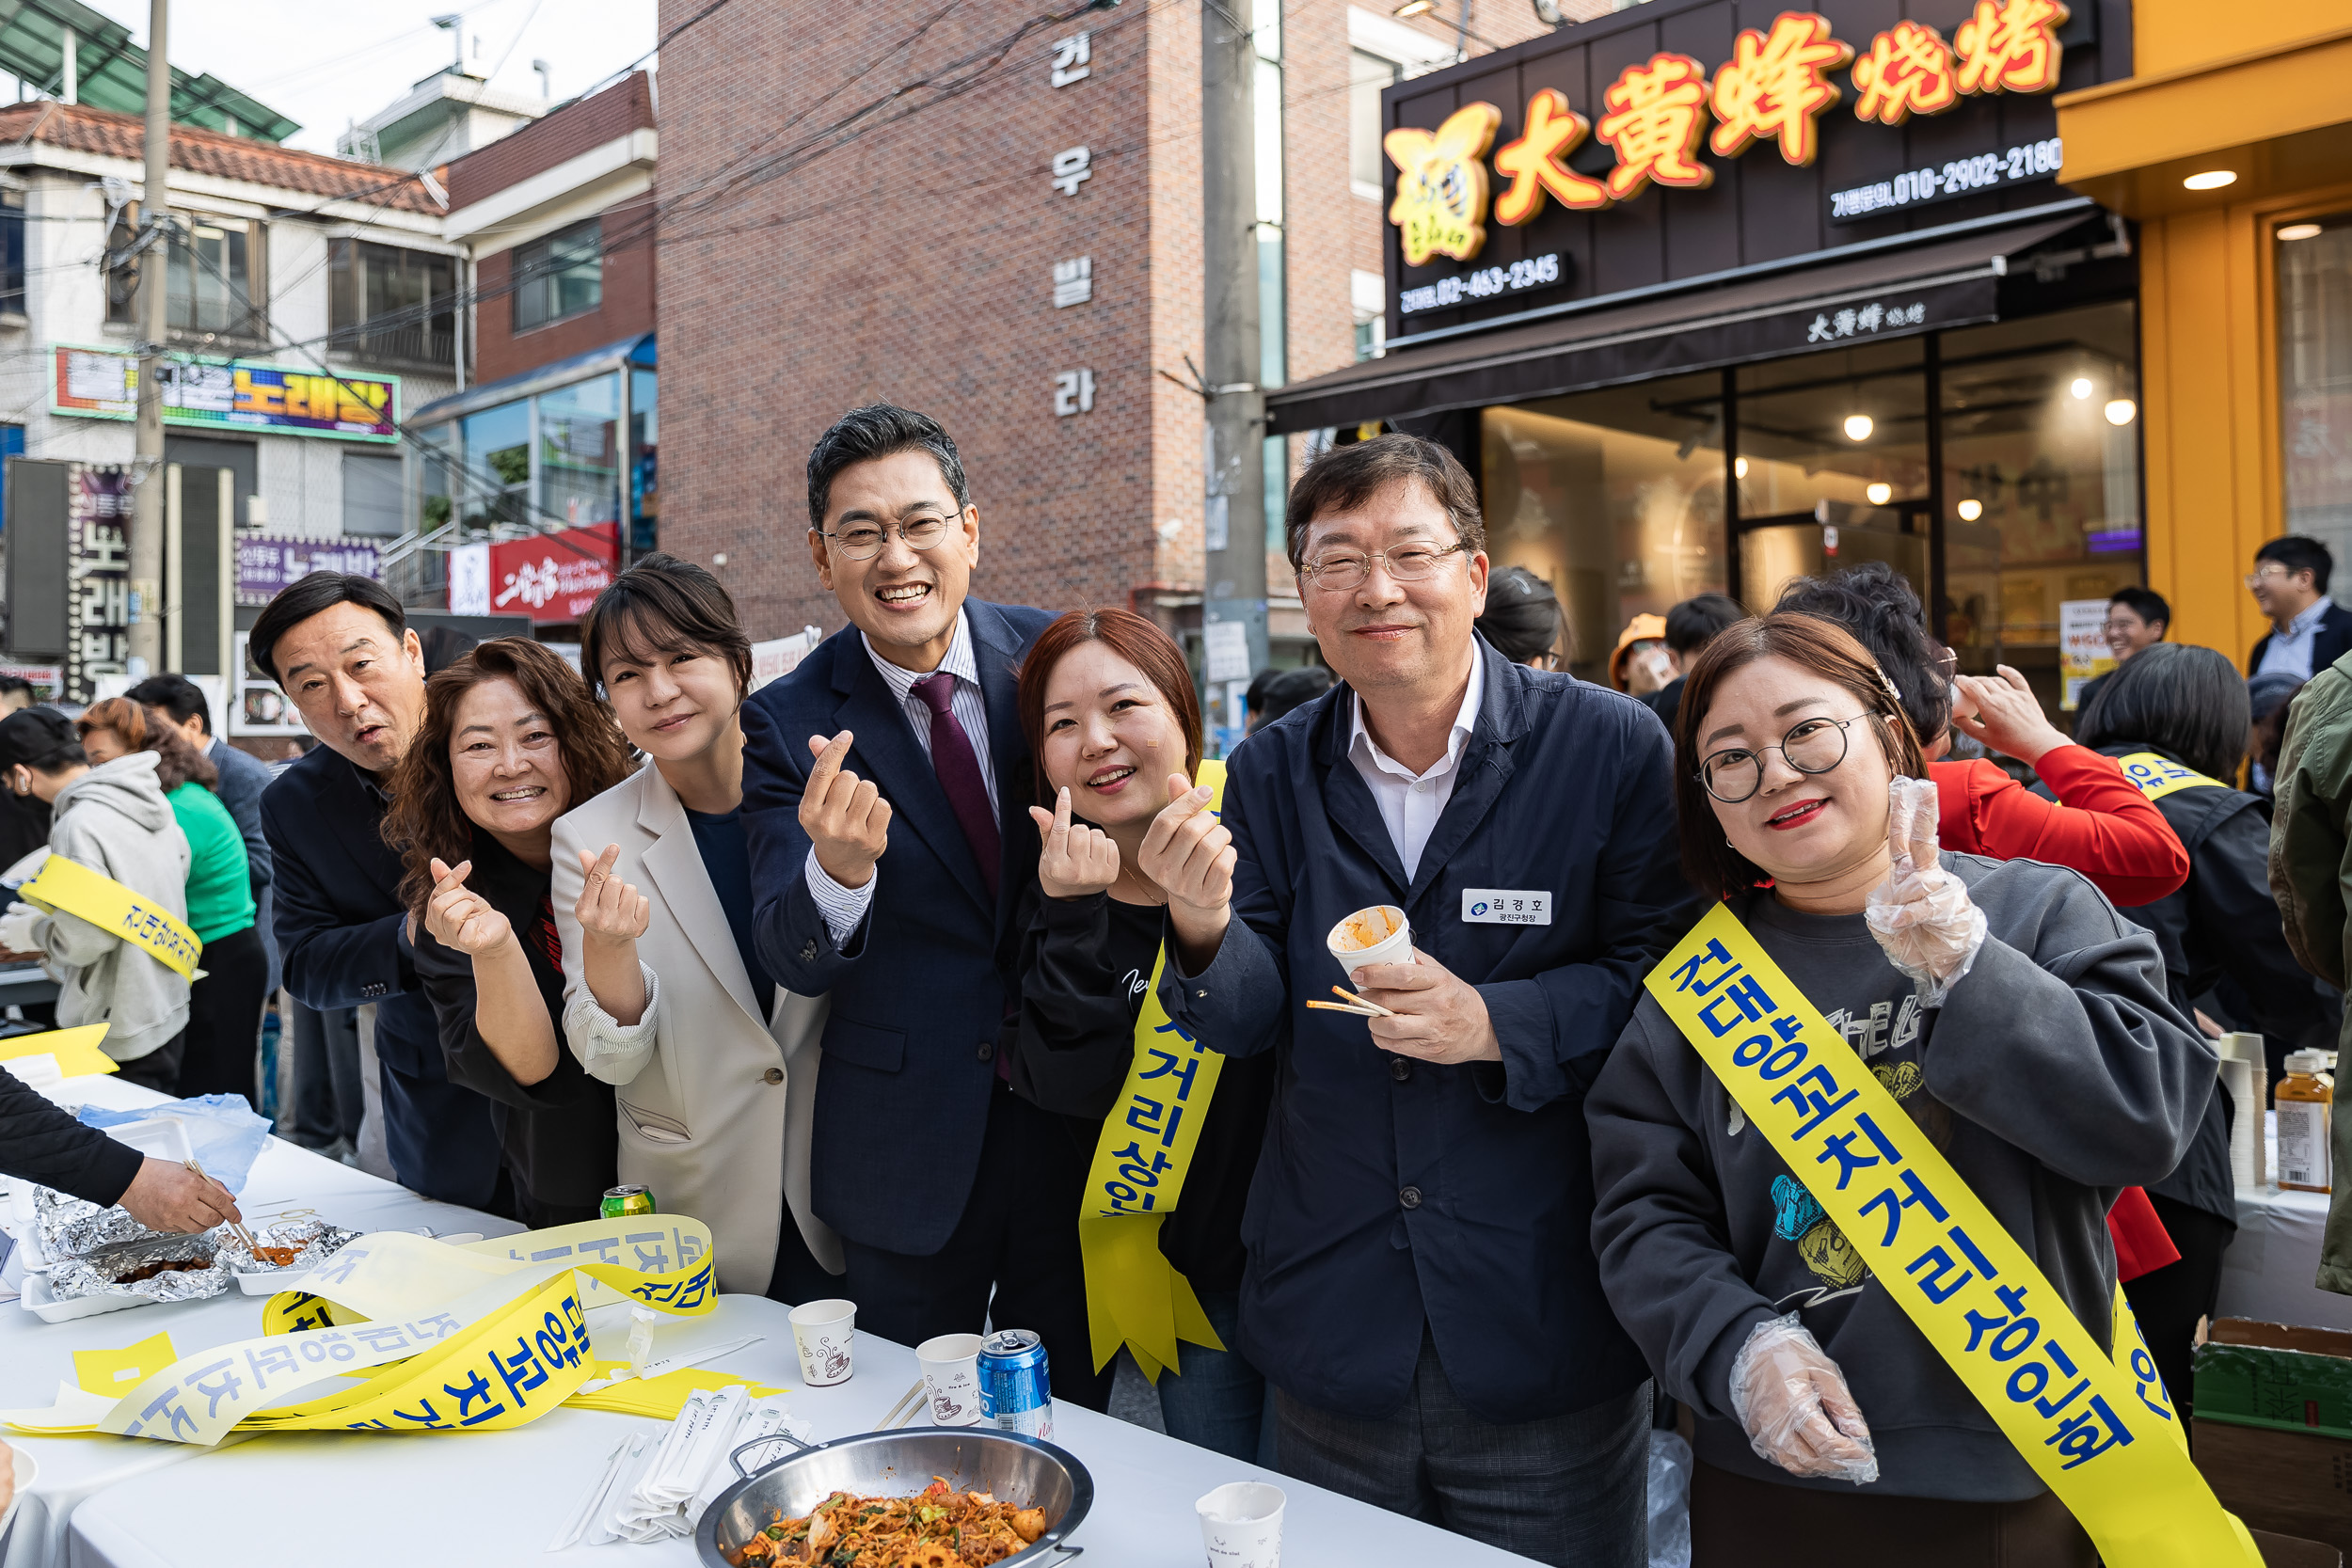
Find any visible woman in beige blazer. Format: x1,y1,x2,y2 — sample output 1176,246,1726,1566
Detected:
550,555,840,1299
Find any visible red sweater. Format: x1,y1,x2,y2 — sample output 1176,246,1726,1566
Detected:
1931,747,2189,908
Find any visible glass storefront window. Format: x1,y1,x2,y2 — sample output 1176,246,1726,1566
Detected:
1482,371,1727,684
629,366,659,554
538,373,621,529
2280,216,2352,589
1939,302,2141,705
458,401,531,529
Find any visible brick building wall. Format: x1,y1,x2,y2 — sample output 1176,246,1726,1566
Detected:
471,191,657,385
657,0,1597,643
444,72,655,208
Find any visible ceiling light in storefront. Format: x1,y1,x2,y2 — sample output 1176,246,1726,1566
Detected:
2105,399,2137,426
1392,0,1437,15
2183,169,2238,191
1866,483,1893,505
1734,457,1749,479
1843,414,1873,441
1957,499,1984,521
2279,223,2325,242
2070,376,2093,399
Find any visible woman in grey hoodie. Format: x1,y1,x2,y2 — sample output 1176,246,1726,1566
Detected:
0,707,194,1090
1586,614,2214,1568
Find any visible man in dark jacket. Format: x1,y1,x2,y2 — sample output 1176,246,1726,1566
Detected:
1152,436,1694,1568
125,674,272,897
2249,535,2352,680
739,406,1098,1402
252,573,502,1210
0,1069,241,1229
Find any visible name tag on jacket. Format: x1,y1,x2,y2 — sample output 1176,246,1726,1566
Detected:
1462,889,1551,926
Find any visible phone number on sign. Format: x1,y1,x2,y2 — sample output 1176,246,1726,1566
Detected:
1399,253,1564,315
1829,138,2062,222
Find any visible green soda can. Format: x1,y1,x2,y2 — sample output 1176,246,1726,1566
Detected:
599,1183,656,1219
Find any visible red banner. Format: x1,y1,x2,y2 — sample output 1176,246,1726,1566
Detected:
487,525,618,624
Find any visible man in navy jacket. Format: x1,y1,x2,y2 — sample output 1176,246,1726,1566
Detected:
1152,436,1694,1568
253,574,502,1210
740,406,1103,1405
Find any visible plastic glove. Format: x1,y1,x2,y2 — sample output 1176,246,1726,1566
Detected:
0,900,43,956
1864,776,1987,1006
1728,1312,1880,1484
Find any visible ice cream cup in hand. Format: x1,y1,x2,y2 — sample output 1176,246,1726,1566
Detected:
1327,904,1413,980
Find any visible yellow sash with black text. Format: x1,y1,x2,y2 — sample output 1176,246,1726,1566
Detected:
2116,752,2230,802
3,1218,721,1444
1646,905,2259,1568
1075,758,1229,1381
18,853,202,978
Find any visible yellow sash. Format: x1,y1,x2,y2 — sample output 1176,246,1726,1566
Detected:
19,854,202,978
2116,752,2229,801
1076,759,1229,1381
5,1218,720,1444
1646,905,2258,1567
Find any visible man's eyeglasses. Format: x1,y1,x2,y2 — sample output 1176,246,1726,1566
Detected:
1697,714,1872,803
820,515,954,562
2247,565,2300,589
1298,542,1468,593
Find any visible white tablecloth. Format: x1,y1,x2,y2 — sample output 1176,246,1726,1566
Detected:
62,1293,1534,1568
0,1074,522,1568
2221,1186,2349,1332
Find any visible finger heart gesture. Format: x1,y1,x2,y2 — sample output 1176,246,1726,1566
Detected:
1028,787,1120,900
575,843,652,944
422,856,514,957
1136,773,1233,915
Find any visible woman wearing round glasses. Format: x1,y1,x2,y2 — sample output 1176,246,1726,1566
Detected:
1587,612,2213,1567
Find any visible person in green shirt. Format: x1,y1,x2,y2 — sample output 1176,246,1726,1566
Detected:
78,697,268,1104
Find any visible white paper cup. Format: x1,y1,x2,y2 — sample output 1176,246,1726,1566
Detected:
915,1332,986,1427
788,1298,856,1386
1327,903,1413,980
1196,1481,1285,1568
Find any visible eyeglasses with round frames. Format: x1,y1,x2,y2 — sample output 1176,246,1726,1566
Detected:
819,515,954,562
2246,565,2301,589
1298,541,1469,593
1698,713,1873,803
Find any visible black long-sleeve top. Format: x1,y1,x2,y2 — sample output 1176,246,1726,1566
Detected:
412,832,617,1224
1,1068,142,1206
1011,890,1273,1293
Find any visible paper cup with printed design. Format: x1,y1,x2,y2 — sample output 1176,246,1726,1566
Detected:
1327,904,1413,980
788,1298,856,1386
915,1332,986,1427
1197,1481,1285,1568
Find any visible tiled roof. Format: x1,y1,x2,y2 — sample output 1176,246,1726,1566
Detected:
0,101,441,213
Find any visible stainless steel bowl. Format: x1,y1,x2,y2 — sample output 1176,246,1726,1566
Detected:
696,1428,1092,1568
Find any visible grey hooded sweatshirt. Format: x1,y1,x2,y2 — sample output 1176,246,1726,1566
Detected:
32,752,194,1062
1588,853,2215,1502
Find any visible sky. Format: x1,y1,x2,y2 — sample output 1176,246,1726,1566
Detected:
69,0,660,153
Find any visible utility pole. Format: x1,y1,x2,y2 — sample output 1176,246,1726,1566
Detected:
1200,0,1266,751
127,0,168,676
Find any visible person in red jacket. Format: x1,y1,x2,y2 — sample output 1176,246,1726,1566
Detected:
1776,564,2188,907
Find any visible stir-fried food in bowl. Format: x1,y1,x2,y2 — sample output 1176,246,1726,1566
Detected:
731,1480,1047,1567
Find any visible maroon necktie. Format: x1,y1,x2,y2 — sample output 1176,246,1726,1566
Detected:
911,672,1001,903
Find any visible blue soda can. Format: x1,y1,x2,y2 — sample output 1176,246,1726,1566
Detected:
978,1329,1054,1440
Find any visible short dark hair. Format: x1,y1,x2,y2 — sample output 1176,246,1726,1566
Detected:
806,404,971,531
2107,586,2169,628
1283,433,1485,572
2256,535,2333,594
125,673,211,736
2075,642,2251,783
580,552,754,696
1665,593,1744,657
1256,666,1334,725
249,572,405,687
0,675,34,699
1475,566,1561,664
0,706,84,775
1772,562,1951,747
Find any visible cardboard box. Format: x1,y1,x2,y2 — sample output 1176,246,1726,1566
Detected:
2195,1321,2352,1552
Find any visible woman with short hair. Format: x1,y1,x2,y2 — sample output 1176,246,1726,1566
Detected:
1587,612,2214,1567
385,639,633,1227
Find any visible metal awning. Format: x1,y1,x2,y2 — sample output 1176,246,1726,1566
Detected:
409,333,655,428
0,0,297,141
1267,204,2106,436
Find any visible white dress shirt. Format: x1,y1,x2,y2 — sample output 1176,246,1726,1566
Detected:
805,610,995,944
1344,652,1486,882
2256,598,2332,681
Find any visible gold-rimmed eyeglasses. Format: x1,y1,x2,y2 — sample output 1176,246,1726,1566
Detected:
1298,542,1468,593
1698,714,1873,803
819,515,954,562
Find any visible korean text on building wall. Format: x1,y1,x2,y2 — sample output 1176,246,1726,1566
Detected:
448,525,619,625
52,347,400,443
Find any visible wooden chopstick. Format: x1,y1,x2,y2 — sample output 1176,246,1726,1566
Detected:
1330,985,1396,1018
1307,999,1382,1017
183,1158,263,1256
878,1379,926,1431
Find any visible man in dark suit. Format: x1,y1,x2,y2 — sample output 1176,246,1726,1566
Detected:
2249,535,2352,680
1152,436,1693,1567
250,574,502,1210
740,405,1104,1405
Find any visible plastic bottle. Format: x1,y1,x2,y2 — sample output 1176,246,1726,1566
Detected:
2276,1051,2333,1195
